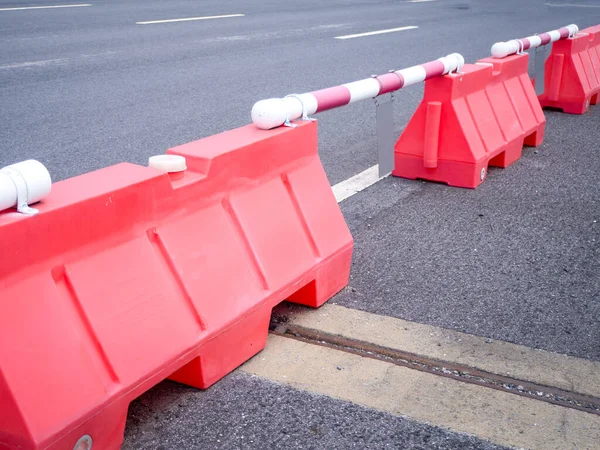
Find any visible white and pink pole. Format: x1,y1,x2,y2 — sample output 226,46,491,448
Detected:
251,53,465,130
491,24,579,59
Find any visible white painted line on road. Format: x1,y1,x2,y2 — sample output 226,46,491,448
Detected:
408,0,436,2
332,165,387,203
136,14,245,25
0,4,90,11
335,25,418,40
545,2,600,6
0,58,68,69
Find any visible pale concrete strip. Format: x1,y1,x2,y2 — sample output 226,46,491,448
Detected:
242,335,600,450
276,303,600,399
332,164,387,202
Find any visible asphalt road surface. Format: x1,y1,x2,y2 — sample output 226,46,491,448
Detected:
1,0,599,448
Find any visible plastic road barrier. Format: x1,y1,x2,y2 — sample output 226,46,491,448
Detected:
537,23,600,114
0,120,353,450
393,53,545,188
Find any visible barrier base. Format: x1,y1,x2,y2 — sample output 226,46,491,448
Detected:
538,30,600,115
287,245,354,308
167,244,353,390
540,96,597,114
393,127,541,189
393,54,545,189
57,243,351,450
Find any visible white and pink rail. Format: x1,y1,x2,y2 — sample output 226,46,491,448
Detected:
491,24,579,58
251,53,465,130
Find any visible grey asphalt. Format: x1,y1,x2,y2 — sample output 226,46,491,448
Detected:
337,106,600,361
1,0,599,448
122,373,510,450
1,0,599,185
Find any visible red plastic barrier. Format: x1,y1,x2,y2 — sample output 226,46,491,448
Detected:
0,120,353,450
538,27,600,114
393,53,545,189
582,25,600,106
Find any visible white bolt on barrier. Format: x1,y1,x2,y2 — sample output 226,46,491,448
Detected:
0,159,52,215
491,24,579,58
73,435,93,450
251,53,465,130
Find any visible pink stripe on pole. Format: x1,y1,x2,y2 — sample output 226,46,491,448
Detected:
421,60,446,79
521,38,532,50
559,27,570,39
312,86,352,112
375,73,404,94
539,33,552,45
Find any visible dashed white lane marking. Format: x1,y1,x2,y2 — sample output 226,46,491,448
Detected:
136,13,245,25
332,165,387,203
0,58,68,69
334,25,418,40
545,2,600,6
408,0,437,2
0,4,91,11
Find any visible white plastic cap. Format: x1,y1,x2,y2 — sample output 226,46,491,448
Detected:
491,41,513,58
567,24,579,37
148,155,187,173
445,53,465,73
0,159,52,213
251,98,289,130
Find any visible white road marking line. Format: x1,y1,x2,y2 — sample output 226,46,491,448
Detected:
545,2,600,6
332,164,387,203
335,25,418,40
0,4,90,11
408,0,436,2
0,58,68,69
136,13,245,25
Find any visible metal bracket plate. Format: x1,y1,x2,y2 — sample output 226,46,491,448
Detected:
534,44,550,95
374,93,395,178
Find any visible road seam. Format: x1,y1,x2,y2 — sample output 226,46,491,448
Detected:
269,320,600,415
272,303,600,400
241,335,600,450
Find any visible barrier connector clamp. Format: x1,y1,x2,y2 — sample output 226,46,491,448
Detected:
285,94,315,123
0,168,39,215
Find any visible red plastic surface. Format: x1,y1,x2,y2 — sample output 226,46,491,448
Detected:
393,53,545,189
538,28,600,114
582,25,600,106
0,120,353,450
